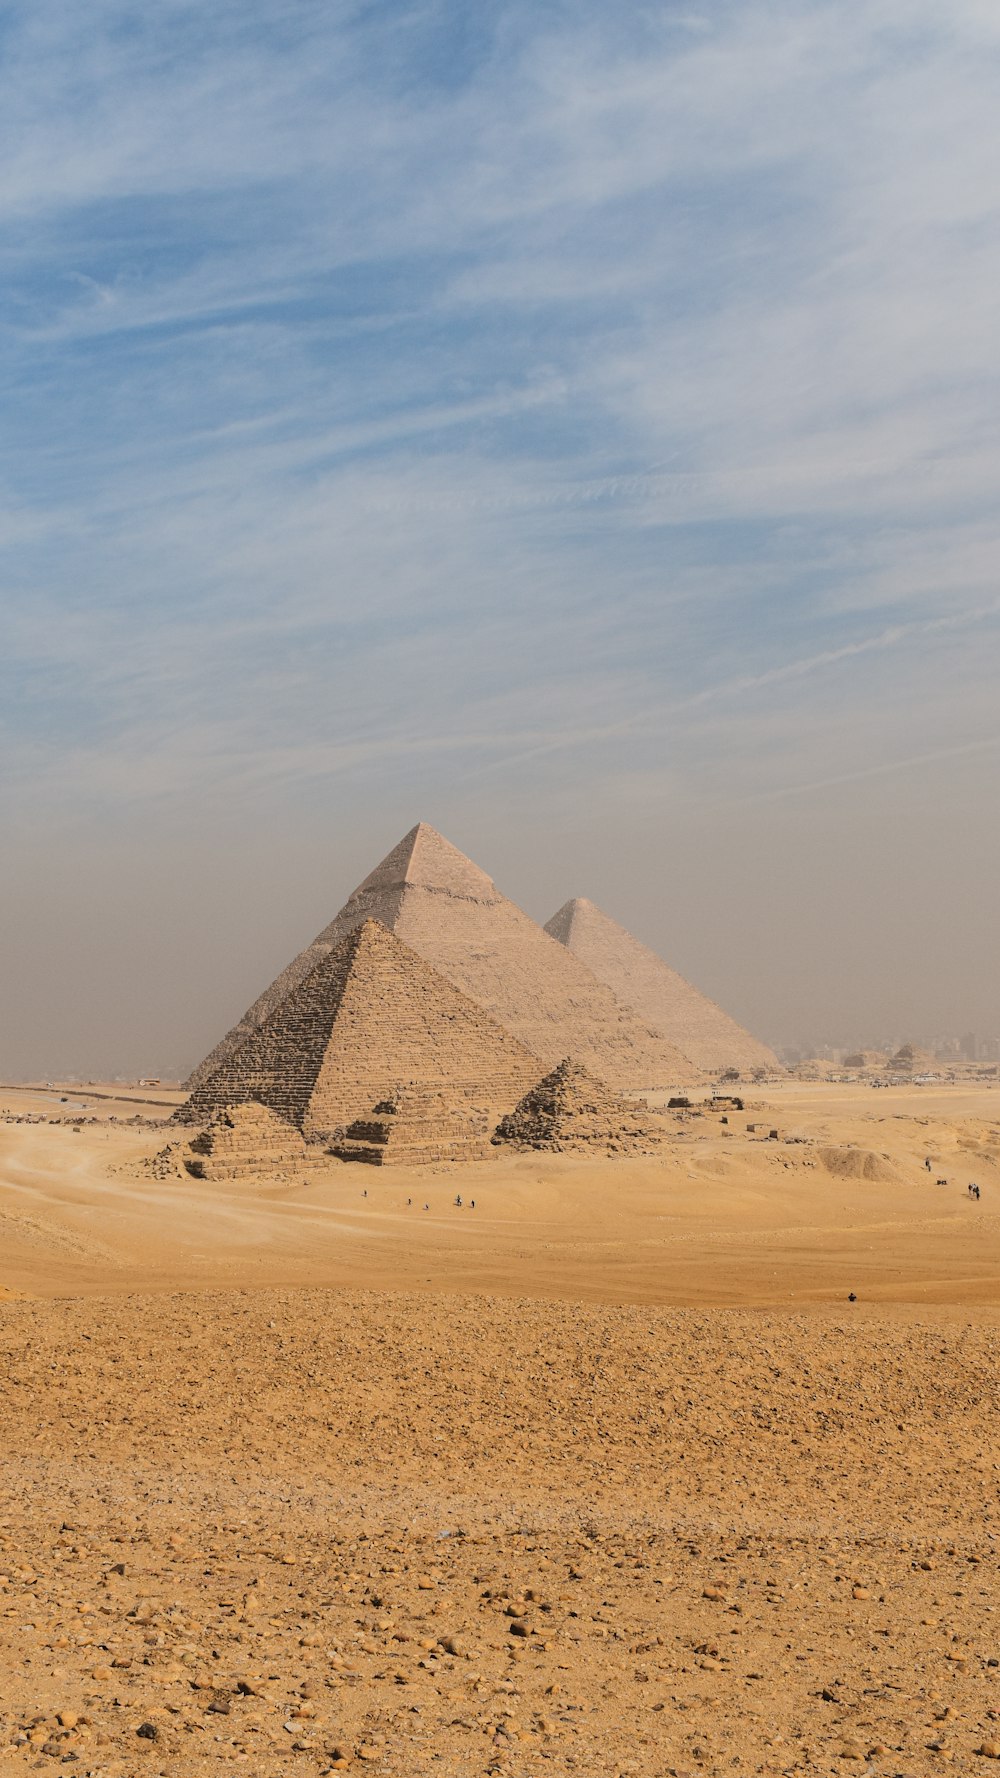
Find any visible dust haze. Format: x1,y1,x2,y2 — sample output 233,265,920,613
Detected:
2,763,997,1080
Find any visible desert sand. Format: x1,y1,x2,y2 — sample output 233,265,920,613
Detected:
2,1079,998,1306
1,1079,999,1773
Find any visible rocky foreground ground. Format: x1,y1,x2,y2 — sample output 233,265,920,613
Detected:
0,1291,997,1776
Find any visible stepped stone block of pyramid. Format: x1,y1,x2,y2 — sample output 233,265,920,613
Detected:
493,1056,670,1154
176,918,540,1147
187,824,698,1094
544,898,781,1077
184,1103,309,1180
842,1049,888,1071
888,1043,938,1075
330,1087,495,1167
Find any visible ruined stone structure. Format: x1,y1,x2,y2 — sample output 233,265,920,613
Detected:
544,898,780,1077
187,824,698,1094
177,918,539,1148
842,1050,889,1072
184,1103,309,1180
888,1043,937,1076
142,1103,309,1182
493,1057,670,1154
330,1088,496,1167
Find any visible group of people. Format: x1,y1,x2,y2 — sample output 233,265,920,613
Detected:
924,1156,984,1199
400,1195,476,1209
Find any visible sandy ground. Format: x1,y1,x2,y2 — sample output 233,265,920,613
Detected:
1,1080,998,1306
1,1081,998,1774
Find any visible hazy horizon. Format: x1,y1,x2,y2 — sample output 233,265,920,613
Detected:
3,810,996,1081
3,1,999,1079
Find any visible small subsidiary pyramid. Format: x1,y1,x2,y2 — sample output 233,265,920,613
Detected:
492,1057,669,1153
177,918,539,1147
187,824,698,1093
544,898,780,1077
842,1050,889,1071
183,1103,309,1179
888,1043,938,1075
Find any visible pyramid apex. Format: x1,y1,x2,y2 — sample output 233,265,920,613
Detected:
544,891,781,1075
350,822,498,903
545,896,622,942
543,899,593,944
353,915,394,939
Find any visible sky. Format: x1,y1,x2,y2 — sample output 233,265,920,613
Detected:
2,0,1000,1078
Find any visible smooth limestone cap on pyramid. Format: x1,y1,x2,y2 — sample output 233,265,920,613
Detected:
544,898,781,1076
186,823,698,1093
178,917,540,1142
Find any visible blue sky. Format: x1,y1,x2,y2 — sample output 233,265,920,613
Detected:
3,0,1000,1074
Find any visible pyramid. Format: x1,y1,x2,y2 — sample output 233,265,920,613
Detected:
888,1043,938,1075
177,918,540,1149
330,1088,498,1167
187,824,698,1093
144,1102,309,1182
842,1050,888,1071
544,898,780,1077
492,1057,670,1154
183,1103,309,1180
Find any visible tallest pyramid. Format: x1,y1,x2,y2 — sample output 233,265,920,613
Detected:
187,823,698,1092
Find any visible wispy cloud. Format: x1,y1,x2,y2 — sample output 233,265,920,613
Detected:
2,0,1000,1067
741,732,1000,804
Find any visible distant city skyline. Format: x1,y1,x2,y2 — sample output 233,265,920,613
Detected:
775,1032,1000,1067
